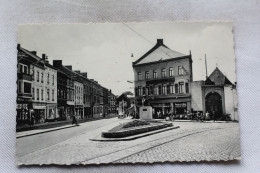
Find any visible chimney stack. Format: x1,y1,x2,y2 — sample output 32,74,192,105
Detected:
74,70,81,74
53,60,62,67
31,51,37,55
81,72,88,78
65,65,72,70
157,39,163,46
17,44,20,49
42,54,46,61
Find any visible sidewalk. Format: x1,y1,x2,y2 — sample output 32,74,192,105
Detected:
16,114,118,134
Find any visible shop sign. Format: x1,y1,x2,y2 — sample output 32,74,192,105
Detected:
175,103,186,108
33,105,46,109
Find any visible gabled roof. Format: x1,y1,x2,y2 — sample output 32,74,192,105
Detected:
133,39,187,66
207,67,233,85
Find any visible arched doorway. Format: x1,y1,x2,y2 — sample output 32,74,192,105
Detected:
205,92,223,120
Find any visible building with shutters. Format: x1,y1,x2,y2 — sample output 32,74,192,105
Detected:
133,39,193,118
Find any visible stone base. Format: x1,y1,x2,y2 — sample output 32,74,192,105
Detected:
139,106,153,120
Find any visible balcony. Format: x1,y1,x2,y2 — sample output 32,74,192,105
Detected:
17,73,32,81
145,77,175,85
18,93,32,98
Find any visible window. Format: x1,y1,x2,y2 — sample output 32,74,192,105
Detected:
185,83,189,93
145,71,149,79
41,73,44,83
37,71,39,82
175,84,178,94
47,89,50,100
138,72,142,81
52,75,54,85
162,86,167,95
169,67,174,77
47,73,50,84
24,82,31,93
24,66,28,74
178,66,184,75
32,88,34,100
41,89,43,100
153,71,157,78
145,87,149,95
170,85,174,94
37,89,39,100
138,87,142,96
150,86,153,95
179,82,184,93
161,68,166,78
158,85,162,95
52,90,54,101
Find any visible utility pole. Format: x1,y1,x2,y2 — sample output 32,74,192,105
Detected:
205,54,208,79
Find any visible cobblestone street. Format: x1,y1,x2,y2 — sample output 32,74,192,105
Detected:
17,118,240,165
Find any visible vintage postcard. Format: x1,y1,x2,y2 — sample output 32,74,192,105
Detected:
16,22,240,165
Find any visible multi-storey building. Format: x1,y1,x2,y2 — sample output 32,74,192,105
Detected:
133,39,193,117
108,90,117,114
53,60,68,120
17,45,58,124
43,55,58,121
17,45,33,125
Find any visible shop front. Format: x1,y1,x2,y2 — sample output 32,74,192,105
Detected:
75,105,84,119
32,105,46,124
46,104,57,121
174,102,187,114
16,103,32,125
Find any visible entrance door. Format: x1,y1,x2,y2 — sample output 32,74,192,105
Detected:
205,92,222,120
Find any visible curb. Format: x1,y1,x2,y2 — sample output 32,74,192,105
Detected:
90,126,180,142
16,125,78,139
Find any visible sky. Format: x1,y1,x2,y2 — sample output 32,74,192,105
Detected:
18,22,236,96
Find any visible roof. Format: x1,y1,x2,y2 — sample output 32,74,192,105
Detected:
133,39,188,66
206,67,233,85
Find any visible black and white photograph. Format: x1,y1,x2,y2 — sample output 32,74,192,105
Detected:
16,22,240,165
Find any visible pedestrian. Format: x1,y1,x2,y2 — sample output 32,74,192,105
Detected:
72,114,78,126
212,110,216,122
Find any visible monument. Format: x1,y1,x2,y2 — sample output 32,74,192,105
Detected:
139,97,153,120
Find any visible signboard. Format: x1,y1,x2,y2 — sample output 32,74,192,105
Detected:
33,105,46,109
175,103,187,108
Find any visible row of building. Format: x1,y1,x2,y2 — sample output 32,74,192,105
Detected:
133,39,238,121
16,44,117,125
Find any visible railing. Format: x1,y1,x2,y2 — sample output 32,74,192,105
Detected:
17,73,32,81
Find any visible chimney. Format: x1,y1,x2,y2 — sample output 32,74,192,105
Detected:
31,51,37,55
65,66,72,70
74,70,81,74
81,72,88,78
53,60,62,67
157,39,163,46
42,54,46,61
17,44,20,49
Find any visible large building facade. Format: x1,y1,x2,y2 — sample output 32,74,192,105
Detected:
133,39,193,118
133,39,238,121
17,45,58,125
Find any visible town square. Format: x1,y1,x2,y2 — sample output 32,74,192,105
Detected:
16,22,240,165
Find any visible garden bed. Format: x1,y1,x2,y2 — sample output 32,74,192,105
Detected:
102,120,173,138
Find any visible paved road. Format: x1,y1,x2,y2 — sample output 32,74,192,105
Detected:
16,117,122,157
17,120,240,165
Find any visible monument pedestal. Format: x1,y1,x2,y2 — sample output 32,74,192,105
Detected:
139,106,153,120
